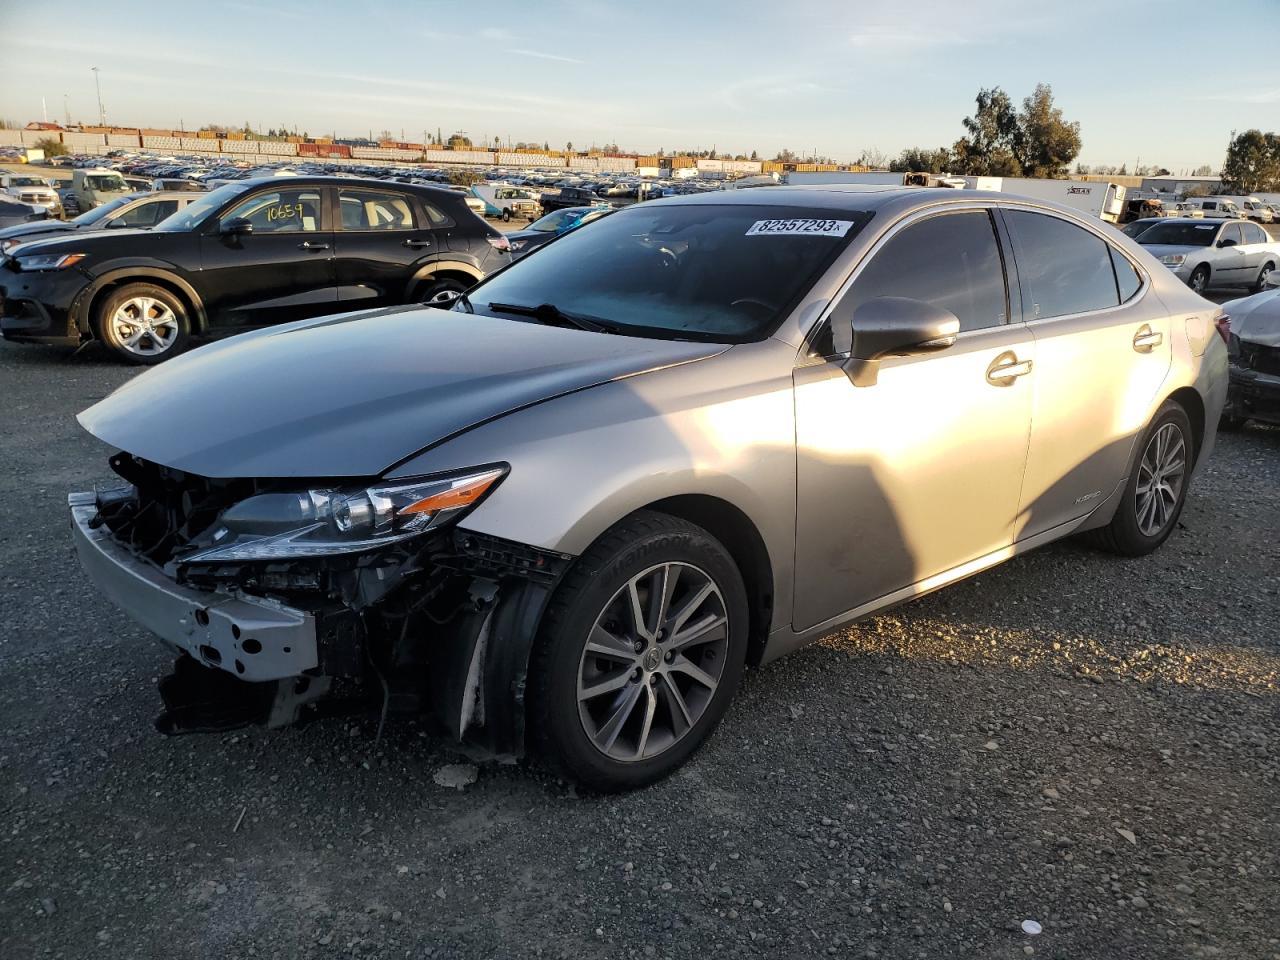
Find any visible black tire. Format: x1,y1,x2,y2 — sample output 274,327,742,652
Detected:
1218,413,1248,432
528,511,749,792
1252,260,1274,294
94,282,190,365
501,208,512,222
416,277,470,305
1188,265,1210,295
1087,401,1194,556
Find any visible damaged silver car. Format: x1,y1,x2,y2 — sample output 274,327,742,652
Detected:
71,187,1229,790
1221,268,1280,429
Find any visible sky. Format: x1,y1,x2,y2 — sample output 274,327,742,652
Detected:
1,0,1276,173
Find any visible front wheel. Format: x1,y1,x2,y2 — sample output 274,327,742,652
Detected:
1188,265,1210,294
95,282,190,364
1087,401,1193,556
501,208,512,222
529,511,748,791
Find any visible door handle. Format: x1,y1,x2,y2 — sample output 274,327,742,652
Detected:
402,238,433,248
1132,326,1163,352
298,240,330,251
986,351,1033,385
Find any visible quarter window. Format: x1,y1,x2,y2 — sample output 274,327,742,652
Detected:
1110,247,1142,303
338,188,415,230
1005,211,1119,320
221,189,322,233
836,211,1008,335
1242,222,1268,245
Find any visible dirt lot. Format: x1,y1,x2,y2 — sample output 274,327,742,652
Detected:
0,336,1276,960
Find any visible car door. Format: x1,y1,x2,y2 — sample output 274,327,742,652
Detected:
1212,223,1250,284
334,186,442,308
196,184,336,328
1239,221,1272,280
1003,208,1172,540
792,207,1035,632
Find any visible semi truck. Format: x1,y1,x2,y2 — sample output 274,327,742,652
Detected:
963,176,1127,222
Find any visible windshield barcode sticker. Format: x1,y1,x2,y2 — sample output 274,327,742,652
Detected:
746,218,855,237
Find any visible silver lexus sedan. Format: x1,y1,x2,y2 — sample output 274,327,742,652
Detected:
70,186,1229,790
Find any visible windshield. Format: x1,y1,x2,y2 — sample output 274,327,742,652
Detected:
75,195,135,225
8,176,46,188
465,204,871,342
529,208,578,232
153,182,250,232
1137,222,1219,247
85,174,127,191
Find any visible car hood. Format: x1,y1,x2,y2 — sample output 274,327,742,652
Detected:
78,306,727,479
1225,287,1280,348
0,220,75,242
1139,243,1207,259
9,227,161,256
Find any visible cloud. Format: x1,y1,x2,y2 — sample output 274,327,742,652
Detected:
504,48,585,64
718,76,832,113
848,24,972,50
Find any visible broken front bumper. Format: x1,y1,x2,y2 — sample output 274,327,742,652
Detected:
69,491,319,682
1226,361,1280,426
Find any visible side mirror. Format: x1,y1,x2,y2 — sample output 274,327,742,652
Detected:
219,217,253,237
837,297,960,387
1217,238,1237,248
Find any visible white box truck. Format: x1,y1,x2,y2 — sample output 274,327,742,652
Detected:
969,177,1126,222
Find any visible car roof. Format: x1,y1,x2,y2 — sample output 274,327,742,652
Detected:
234,175,463,199
645,184,1006,213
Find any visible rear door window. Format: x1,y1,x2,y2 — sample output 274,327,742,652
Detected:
1005,211,1119,320
337,188,416,231
1242,222,1268,245
837,210,1009,334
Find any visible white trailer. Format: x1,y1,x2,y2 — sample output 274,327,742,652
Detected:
971,177,1126,222
785,171,905,186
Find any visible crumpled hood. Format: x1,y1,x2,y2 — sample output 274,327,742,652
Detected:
78,306,725,478
1226,287,1280,348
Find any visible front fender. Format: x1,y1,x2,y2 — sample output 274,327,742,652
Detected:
73,263,208,333
387,339,799,633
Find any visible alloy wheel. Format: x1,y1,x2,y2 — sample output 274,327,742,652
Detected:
576,562,728,762
110,296,179,357
1135,422,1186,537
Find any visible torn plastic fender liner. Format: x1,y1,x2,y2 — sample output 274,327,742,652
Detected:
430,575,558,759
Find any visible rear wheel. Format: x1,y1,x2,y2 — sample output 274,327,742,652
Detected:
529,511,748,791
95,282,189,365
501,208,512,222
1252,261,1274,294
1188,265,1210,294
1087,401,1193,556
416,277,470,306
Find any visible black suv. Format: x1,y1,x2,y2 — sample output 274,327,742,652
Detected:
0,176,511,363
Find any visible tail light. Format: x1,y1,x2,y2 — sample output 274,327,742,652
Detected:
487,234,511,253
1214,314,1230,345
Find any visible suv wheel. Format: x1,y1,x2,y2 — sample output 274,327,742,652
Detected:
417,278,470,305
529,511,748,791
1087,401,1193,556
501,208,513,222
96,283,189,365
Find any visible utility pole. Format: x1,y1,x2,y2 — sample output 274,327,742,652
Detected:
91,66,105,125
42,97,47,123
63,94,70,126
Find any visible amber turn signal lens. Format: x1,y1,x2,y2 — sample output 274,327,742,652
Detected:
400,469,504,515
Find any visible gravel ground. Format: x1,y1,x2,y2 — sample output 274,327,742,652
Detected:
0,339,1276,960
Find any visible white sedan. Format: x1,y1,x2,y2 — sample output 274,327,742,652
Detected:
1136,218,1278,294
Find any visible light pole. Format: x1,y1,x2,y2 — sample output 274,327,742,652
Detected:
91,66,104,126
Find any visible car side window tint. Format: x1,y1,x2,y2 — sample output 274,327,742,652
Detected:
337,189,415,231
1005,211,1119,320
837,211,1008,335
1221,223,1243,246
119,199,178,227
222,189,322,233
1242,222,1267,245
1110,247,1141,303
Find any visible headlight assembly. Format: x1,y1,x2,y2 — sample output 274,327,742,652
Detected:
1159,254,1185,266
15,252,87,271
181,465,507,563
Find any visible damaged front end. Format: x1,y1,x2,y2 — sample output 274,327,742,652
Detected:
69,453,572,758
1226,336,1280,427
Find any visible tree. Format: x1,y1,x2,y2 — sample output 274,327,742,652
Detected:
951,87,1022,175
773,148,798,163
1192,163,1213,176
448,170,484,187
33,136,67,157
565,141,573,153
749,149,758,161
890,146,951,173
1221,129,1280,192
1016,83,1082,178
857,147,889,170
543,141,550,151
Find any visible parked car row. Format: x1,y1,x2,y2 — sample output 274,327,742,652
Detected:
1128,218,1277,294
